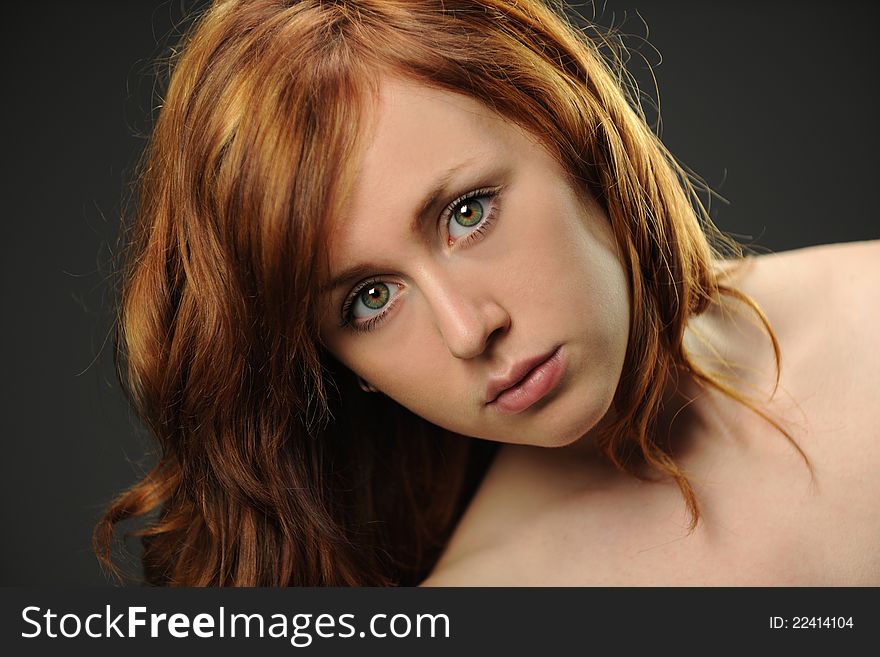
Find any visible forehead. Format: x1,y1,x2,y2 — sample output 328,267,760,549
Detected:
325,74,540,263
358,75,507,167
348,76,516,205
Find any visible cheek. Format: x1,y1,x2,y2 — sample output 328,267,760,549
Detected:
505,197,630,390
340,323,450,412
502,200,626,325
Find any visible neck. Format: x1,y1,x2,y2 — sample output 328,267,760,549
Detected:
559,296,765,470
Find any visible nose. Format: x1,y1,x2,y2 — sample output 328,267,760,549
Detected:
422,272,511,360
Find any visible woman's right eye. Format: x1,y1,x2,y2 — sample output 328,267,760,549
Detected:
341,280,404,332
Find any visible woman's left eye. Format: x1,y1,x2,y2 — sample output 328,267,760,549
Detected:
445,189,500,242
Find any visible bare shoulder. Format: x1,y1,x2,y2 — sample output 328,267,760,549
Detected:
735,239,880,325
732,239,880,435
803,239,880,327
719,240,880,381
778,239,879,295
739,240,880,579
747,238,879,273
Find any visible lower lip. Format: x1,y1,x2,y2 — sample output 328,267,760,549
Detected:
490,347,566,415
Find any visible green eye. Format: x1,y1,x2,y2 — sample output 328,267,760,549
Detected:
453,199,484,227
343,280,404,330
359,283,390,311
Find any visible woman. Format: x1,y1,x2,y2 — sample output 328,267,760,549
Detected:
94,0,880,586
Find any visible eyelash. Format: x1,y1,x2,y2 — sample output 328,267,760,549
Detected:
339,187,502,333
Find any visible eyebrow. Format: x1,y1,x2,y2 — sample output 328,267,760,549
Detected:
321,156,480,295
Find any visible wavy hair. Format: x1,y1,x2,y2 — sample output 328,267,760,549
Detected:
94,0,805,586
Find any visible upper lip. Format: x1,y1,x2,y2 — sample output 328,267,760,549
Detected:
485,346,560,404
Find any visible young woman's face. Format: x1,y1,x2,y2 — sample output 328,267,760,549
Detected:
318,75,630,448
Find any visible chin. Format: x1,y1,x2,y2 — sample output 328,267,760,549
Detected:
535,382,616,449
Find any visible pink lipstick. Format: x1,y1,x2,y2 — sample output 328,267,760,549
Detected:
486,346,565,414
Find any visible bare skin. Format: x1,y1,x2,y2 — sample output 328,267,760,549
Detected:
422,240,880,585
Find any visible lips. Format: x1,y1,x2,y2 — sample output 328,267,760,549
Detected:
485,346,561,405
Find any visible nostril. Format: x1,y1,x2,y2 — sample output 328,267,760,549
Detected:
486,318,510,347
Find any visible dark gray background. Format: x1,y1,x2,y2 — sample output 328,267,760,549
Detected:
1,0,876,585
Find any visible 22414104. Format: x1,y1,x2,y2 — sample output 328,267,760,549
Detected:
770,617,854,629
